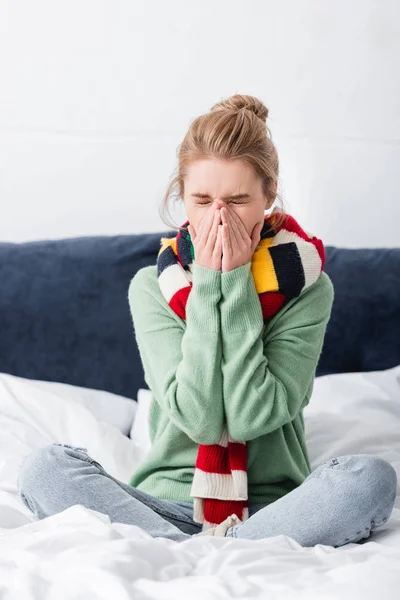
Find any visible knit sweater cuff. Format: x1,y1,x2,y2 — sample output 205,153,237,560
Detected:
188,263,222,332
191,263,221,297
220,262,264,333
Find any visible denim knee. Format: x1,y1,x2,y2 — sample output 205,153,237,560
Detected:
341,454,397,512
362,455,398,507
17,444,82,498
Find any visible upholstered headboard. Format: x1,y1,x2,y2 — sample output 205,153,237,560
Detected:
1,235,399,401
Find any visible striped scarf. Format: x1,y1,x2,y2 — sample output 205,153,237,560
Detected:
156,212,325,531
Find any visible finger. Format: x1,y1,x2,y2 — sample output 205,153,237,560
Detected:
206,208,221,251
220,207,236,253
188,224,196,241
222,207,244,251
213,223,223,256
221,212,233,256
224,206,243,246
225,206,248,242
198,205,219,240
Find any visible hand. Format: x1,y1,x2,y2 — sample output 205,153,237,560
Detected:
219,206,263,273
187,206,223,271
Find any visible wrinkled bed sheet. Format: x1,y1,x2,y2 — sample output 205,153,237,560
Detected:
0,368,399,599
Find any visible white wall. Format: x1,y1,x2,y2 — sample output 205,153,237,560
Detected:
0,0,399,247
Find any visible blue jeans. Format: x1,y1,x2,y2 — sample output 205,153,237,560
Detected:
17,444,398,547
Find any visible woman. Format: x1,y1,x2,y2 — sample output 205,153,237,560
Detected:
17,94,397,547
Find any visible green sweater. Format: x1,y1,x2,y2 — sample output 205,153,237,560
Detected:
127,261,334,505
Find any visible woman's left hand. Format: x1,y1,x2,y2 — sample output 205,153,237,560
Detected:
220,206,263,273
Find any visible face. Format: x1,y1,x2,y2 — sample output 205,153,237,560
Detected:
182,158,274,238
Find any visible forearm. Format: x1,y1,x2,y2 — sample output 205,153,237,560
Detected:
129,263,225,445
220,262,328,442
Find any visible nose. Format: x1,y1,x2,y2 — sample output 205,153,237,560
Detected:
214,199,226,209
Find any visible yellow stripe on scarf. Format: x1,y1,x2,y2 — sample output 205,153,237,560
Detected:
251,237,279,294
158,237,177,257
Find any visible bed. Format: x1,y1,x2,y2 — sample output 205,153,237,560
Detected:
0,234,399,598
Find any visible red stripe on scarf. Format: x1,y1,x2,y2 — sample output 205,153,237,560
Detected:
259,291,286,318
196,442,247,473
169,285,191,320
203,499,248,525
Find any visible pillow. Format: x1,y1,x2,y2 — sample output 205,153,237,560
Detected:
0,370,146,527
129,388,152,452
0,373,137,436
304,363,400,496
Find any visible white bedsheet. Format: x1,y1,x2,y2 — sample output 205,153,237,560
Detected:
0,366,400,599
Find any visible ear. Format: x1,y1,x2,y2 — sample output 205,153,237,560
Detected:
264,198,274,211
264,184,277,210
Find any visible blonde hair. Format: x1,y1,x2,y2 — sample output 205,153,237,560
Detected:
159,93,287,233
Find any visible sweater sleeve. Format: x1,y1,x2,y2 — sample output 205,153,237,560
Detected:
219,262,334,442
128,263,224,445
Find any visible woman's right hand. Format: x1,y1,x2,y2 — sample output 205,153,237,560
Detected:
188,206,223,271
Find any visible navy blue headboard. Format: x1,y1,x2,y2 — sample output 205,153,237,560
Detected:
1,234,399,401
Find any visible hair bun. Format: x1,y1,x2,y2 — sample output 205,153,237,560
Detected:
211,94,269,123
